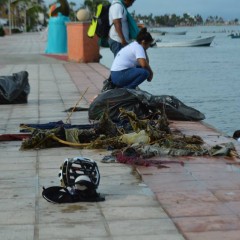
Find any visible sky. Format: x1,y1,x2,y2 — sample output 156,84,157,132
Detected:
44,0,240,20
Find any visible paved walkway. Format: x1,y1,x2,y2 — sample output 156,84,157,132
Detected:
0,32,240,240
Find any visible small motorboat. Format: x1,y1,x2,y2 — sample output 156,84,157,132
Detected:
155,36,215,47
229,33,240,39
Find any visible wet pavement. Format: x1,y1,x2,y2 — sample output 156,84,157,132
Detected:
0,32,240,240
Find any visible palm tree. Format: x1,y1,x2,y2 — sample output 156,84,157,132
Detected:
0,0,9,25
69,1,76,21
10,0,45,31
83,0,109,17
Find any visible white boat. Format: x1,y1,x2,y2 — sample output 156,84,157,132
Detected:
156,36,215,47
149,30,187,36
164,31,187,35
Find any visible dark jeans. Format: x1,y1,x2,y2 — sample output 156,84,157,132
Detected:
108,38,123,57
111,68,150,89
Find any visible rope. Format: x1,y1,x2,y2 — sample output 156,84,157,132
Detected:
51,135,120,148
65,87,89,124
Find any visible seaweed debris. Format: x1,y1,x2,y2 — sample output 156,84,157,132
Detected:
20,108,238,159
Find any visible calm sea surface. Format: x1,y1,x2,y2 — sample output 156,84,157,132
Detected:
100,25,240,137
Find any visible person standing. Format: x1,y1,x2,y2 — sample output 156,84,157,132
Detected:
110,28,154,89
108,0,136,57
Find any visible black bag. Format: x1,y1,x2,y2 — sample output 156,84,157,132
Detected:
95,4,112,39
89,89,150,121
95,2,122,39
88,89,206,122
0,71,30,104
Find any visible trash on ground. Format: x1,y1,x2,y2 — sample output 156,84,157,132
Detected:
42,157,105,203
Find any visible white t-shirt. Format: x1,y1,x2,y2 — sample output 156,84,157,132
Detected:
111,41,146,71
109,0,129,43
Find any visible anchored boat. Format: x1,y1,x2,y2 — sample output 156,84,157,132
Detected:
155,36,215,47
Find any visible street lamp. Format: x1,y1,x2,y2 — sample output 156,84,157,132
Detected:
8,0,11,34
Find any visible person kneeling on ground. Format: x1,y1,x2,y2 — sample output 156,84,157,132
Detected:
110,28,154,89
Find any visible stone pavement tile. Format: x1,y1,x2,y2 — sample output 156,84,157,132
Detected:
99,194,160,207
170,121,215,132
10,106,39,119
39,155,71,170
39,177,59,187
100,172,140,186
0,162,35,171
0,197,34,211
170,121,232,146
88,63,109,78
201,179,240,190
225,202,240,217
98,181,152,196
94,165,133,176
0,169,36,180
62,238,113,240
156,190,219,205
0,210,35,225
39,168,59,178
141,172,195,185
37,147,82,157
137,164,187,175
80,148,109,159
102,206,169,221
0,186,36,199
162,201,233,217
0,225,34,240
184,230,240,240
148,180,206,193
213,190,240,201
38,206,103,224
38,222,108,239
0,149,37,159
64,63,106,103
108,218,181,236
184,162,232,173
227,163,240,173
0,177,35,189
202,135,234,146
39,154,76,163
172,215,240,232
191,170,240,181
182,156,227,164
113,235,185,240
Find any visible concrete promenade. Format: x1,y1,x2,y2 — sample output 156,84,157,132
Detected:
0,32,240,240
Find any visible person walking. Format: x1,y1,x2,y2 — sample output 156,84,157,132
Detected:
108,0,136,57
110,28,154,89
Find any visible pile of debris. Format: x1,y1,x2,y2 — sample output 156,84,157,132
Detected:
20,107,238,161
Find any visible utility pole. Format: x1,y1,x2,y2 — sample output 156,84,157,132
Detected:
8,0,11,34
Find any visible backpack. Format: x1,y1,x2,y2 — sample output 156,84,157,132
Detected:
95,4,112,38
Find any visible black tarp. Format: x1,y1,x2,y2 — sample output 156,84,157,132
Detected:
0,71,30,104
89,88,205,121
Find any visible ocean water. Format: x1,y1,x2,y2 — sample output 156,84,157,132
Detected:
100,25,240,137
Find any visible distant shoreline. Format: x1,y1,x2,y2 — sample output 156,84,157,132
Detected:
152,23,240,28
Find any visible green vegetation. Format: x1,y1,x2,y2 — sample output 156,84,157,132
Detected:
1,0,238,33
80,0,109,17
133,12,239,27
